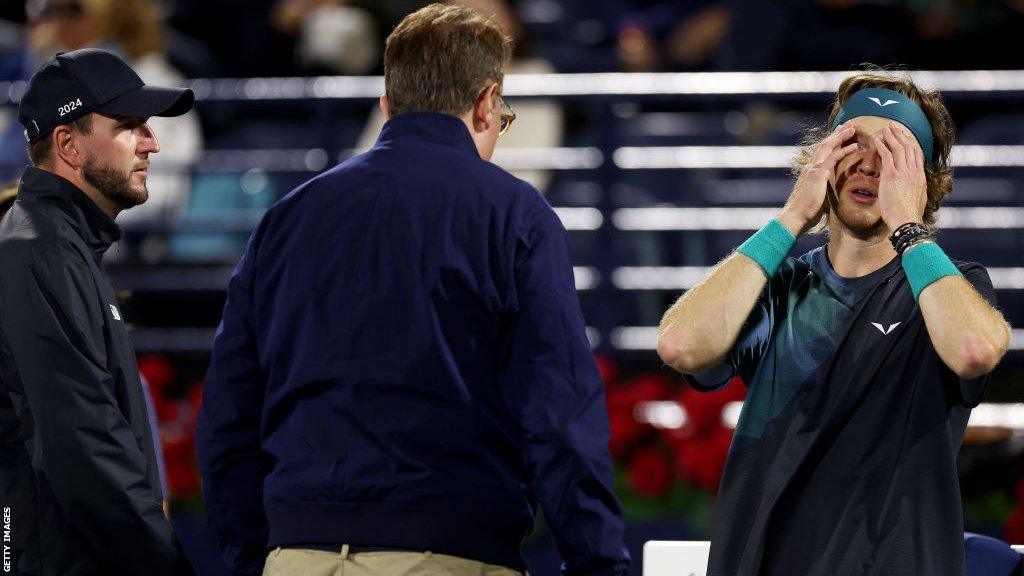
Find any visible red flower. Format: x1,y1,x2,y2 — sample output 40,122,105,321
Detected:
677,377,747,436
189,382,203,406
608,411,644,459
144,382,179,422
605,374,675,458
162,434,200,498
672,426,733,492
627,446,674,498
594,354,619,386
138,354,175,394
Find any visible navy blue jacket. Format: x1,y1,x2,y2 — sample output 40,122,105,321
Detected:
196,112,629,575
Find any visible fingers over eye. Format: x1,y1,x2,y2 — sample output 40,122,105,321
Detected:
891,124,916,169
894,124,924,171
874,135,895,171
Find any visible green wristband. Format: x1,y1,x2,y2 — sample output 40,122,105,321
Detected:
737,219,796,278
901,241,962,300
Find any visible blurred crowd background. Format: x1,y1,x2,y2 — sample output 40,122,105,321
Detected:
0,1,1023,574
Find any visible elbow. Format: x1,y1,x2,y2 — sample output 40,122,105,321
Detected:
952,337,1005,379
656,335,681,371
657,333,703,374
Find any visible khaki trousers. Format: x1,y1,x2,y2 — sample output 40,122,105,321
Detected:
262,544,525,576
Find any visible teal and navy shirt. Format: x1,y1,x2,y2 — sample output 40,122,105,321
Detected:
689,246,996,576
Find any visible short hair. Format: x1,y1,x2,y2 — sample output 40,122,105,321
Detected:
383,3,513,117
27,115,93,167
794,70,955,230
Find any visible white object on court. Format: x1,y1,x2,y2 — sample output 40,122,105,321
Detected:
642,541,1024,575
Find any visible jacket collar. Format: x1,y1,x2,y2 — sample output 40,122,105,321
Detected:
375,111,481,158
18,166,122,261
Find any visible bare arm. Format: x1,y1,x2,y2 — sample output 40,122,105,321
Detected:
917,264,1010,378
658,124,859,374
876,124,1011,379
657,252,768,374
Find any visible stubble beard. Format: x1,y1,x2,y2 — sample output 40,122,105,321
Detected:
826,186,888,241
82,153,148,210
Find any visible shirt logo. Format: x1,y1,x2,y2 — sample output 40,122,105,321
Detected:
109,304,122,321
871,321,900,335
868,97,899,107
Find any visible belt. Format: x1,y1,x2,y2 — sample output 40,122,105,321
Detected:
283,544,426,554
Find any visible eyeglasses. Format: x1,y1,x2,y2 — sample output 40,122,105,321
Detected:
498,97,516,137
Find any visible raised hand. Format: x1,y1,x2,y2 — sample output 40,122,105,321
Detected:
778,123,860,237
875,121,928,231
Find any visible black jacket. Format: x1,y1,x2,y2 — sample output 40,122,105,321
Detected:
0,167,193,575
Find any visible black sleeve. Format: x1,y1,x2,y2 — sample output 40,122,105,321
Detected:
0,251,190,575
0,385,42,572
956,263,999,407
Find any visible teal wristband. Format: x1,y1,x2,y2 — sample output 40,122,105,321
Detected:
901,241,962,300
737,219,796,278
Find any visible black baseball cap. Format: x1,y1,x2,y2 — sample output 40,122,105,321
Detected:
18,48,195,144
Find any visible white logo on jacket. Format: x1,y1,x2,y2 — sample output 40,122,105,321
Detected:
109,304,121,321
871,322,900,335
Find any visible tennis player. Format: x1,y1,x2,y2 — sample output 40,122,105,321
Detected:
658,72,1011,576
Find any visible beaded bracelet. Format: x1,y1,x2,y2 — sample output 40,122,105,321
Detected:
889,222,931,256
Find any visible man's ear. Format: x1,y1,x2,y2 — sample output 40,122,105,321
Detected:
52,125,82,170
472,82,500,134
379,95,390,119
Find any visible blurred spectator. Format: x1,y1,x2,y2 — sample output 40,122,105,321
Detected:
717,0,909,70
169,0,413,77
0,178,15,217
272,0,380,75
27,0,203,233
0,10,30,181
0,8,24,76
168,0,294,77
357,0,565,192
905,0,1024,69
615,1,731,71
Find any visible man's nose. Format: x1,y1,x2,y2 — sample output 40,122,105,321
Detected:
138,122,160,154
856,142,880,177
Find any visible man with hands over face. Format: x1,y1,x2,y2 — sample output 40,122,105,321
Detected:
658,73,1010,576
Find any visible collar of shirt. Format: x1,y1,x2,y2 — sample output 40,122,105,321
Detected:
375,111,481,158
18,166,123,261
808,245,901,308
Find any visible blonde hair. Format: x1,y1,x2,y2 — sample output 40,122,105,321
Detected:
793,70,955,231
85,0,166,59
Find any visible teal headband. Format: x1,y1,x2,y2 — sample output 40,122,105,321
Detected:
830,87,934,165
